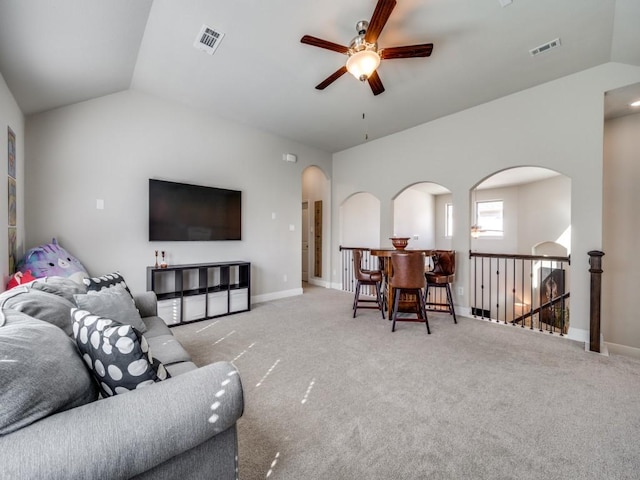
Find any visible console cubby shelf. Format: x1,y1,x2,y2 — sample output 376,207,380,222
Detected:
146,261,251,326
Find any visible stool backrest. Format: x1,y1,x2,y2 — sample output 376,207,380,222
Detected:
352,249,368,281
431,250,455,276
390,252,426,289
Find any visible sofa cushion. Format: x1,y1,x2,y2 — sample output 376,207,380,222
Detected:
83,272,131,295
30,275,87,303
145,334,192,366
71,309,170,397
142,315,173,339
0,310,99,435
165,361,198,377
0,287,76,336
74,286,147,334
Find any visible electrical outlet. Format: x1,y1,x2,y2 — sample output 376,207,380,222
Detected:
283,274,287,282
457,287,464,296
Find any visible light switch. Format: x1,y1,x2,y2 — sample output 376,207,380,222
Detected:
96,199,104,210
289,224,295,231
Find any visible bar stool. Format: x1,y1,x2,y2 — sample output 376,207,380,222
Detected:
389,251,430,333
425,250,457,324
352,249,385,319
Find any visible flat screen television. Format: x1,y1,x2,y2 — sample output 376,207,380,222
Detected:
149,179,242,241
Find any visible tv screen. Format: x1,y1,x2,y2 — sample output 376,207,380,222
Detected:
149,179,242,241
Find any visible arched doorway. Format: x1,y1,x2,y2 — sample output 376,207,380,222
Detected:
393,182,452,250
302,165,330,288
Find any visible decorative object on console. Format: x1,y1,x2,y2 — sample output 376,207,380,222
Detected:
16,238,88,279
154,250,159,268
71,308,170,397
160,251,167,268
390,237,410,250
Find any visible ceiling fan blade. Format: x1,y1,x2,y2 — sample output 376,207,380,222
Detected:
367,70,385,96
381,43,434,59
365,0,397,44
316,66,348,90
301,35,349,54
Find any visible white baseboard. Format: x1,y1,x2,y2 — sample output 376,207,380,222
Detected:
252,288,303,304
307,278,330,288
566,326,589,343
605,341,640,359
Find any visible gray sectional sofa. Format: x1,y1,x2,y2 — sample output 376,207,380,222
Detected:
0,276,244,480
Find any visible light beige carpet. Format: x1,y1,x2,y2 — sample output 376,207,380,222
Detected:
173,285,640,480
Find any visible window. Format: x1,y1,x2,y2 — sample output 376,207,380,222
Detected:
445,203,453,237
475,200,503,237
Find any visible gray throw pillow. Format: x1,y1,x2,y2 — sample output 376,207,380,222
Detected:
0,311,99,435
74,286,147,333
31,276,87,303
1,288,76,336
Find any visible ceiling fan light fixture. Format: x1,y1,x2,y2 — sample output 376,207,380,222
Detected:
346,49,381,81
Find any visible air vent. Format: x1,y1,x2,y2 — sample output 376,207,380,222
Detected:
194,24,225,55
529,38,561,56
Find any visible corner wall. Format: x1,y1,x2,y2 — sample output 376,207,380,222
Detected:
332,62,640,343
25,90,332,298
0,73,24,290
603,112,640,356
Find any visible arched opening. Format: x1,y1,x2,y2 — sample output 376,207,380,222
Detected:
468,167,572,334
302,165,330,288
340,192,380,248
392,182,452,250
470,167,571,254
339,191,381,292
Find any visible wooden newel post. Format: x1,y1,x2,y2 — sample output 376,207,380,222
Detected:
588,250,604,353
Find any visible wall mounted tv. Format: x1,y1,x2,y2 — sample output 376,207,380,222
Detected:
149,179,242,241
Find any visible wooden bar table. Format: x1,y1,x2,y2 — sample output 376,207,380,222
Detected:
370,248,433,319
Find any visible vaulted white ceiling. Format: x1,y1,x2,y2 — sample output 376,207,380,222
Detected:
0,0,639,153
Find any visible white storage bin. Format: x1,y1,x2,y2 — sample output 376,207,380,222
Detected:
183,295,206,322
230,289,248,312
157,298,181,325
207,291,228,317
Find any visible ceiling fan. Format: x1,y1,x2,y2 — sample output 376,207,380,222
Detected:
300,0,434,96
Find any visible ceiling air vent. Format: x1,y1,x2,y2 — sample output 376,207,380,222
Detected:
529,38,561,56
194,24,225,55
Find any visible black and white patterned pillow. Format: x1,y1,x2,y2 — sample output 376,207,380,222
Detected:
83,272,131,296
71,308,169,397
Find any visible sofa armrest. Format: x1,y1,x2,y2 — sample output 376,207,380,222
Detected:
0,361,243,480
133,290,157,317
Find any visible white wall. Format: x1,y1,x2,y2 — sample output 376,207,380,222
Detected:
332,62,640,343
603,112,640,355
340,192,380,248
434,194,453,251
25,90,332,300
517,175,571,254
393,185,435,249
0,73,24,289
